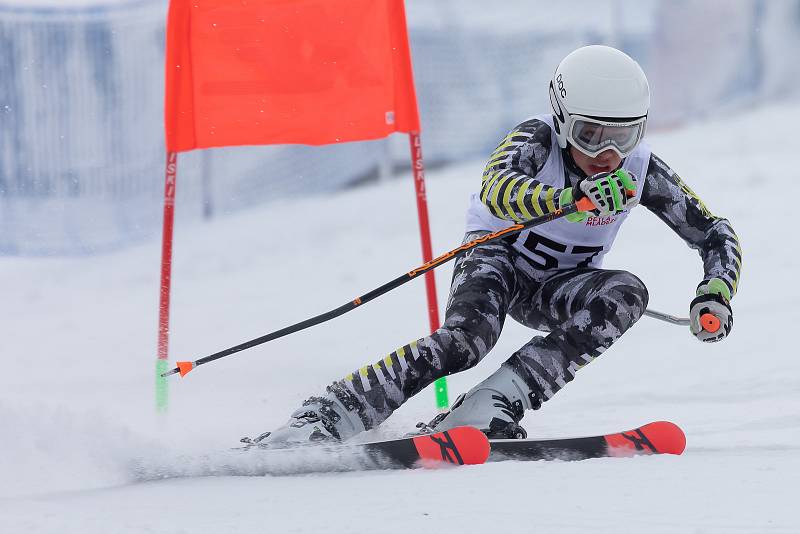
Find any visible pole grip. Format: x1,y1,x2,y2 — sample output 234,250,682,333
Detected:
700,313,721,333
576,197,596,212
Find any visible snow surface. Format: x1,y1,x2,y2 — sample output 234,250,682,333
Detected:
1,102,799,532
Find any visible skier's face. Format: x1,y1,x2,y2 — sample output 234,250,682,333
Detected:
569,145,622,177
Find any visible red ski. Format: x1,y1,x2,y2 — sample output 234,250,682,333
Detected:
489,421,686,462
240,425,491,470
361,425,490,468
240,422,683,472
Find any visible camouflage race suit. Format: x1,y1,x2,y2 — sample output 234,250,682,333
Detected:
326,234,649,431
301,118,742,434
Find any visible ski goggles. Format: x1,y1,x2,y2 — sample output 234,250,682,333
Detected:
567,115,647,158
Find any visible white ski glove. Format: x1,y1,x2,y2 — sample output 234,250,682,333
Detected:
690,278,733,343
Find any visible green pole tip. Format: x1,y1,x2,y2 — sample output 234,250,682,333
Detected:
155,360,169,412
434,377,449,410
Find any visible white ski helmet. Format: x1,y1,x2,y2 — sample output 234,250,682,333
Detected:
549,45,650,158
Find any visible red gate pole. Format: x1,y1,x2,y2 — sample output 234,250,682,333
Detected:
156,151,178,411
408,132,449,410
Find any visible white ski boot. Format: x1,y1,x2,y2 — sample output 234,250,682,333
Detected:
422,365,541,439
249,392,367,448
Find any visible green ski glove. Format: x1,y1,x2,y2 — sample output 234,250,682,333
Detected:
558,187,589,223
574,169,638,217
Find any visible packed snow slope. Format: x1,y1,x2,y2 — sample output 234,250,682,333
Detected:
1,103,799,533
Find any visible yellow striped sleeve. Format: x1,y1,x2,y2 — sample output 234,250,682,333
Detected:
487,145,514,166
731,240,742,292
493,133,516,153
529,183,545,216
481,170,503,203
544,187,557,213
481,164,496,186
515,183,534,220
502,176,523,222
488,131,528,162
489,174,508,217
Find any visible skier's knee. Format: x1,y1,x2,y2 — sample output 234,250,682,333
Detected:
450,327,490,370
584,270,649,325
619,270,649,314
430,322,496,375
441,317,501,359
605,270,649,320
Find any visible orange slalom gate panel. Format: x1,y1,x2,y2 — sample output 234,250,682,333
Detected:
165,0,420,151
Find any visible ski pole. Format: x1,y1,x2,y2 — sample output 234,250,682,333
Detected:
162,198,597,378
644,308,721,333
644,308,689,326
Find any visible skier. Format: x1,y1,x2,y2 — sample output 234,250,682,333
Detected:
258,45,741,445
